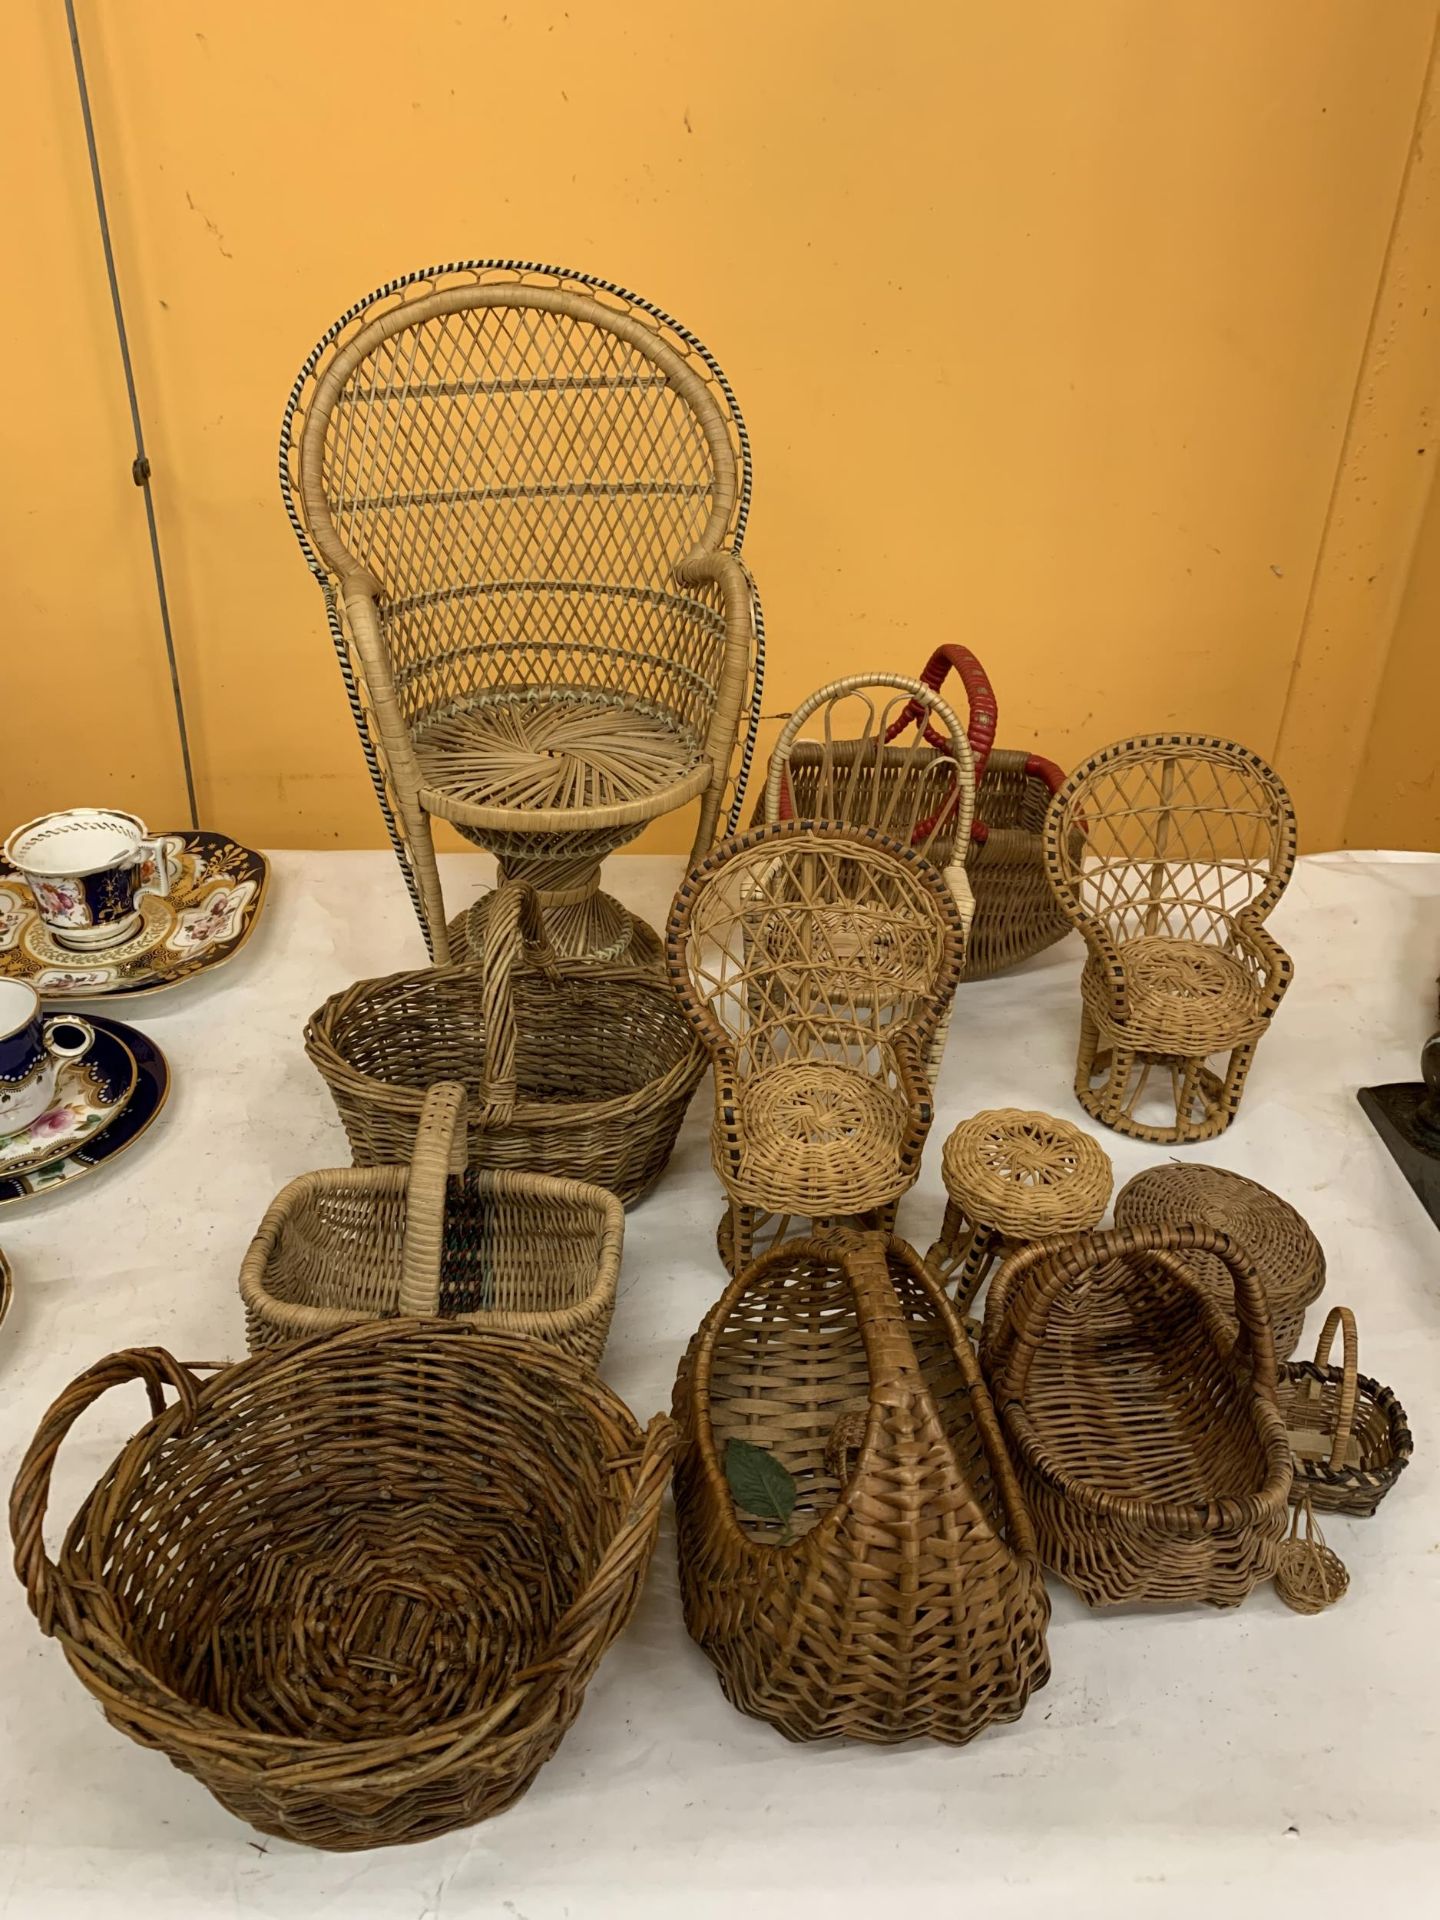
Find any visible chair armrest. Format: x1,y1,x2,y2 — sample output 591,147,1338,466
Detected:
675,549,756,851
889,1028,935,1175
1228,919,1293,1010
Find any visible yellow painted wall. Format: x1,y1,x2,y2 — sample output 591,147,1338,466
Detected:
3,0,1438,858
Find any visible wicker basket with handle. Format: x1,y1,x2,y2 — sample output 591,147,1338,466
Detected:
673,1231,1051,1743
981,1223,1293,1608
1276,1306,1413,1516
305,880,704,1205
10,1322,674,1851
240,1080,623,1369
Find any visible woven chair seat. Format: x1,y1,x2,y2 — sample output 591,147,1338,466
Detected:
415,690,710,832
727,1061,911,1214
1085,938,1266,1050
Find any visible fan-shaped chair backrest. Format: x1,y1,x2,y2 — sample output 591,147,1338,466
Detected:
1044,734,1296,947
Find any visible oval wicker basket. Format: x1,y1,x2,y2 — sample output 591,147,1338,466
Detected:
1276,1305,1413,1516
673,1231,1051,1743
981,1223,1293,1608
1114,1162,1324,1358
305,881,704,1205
916,645,1075,981
240,1081,623,1369
10,1322,674,1851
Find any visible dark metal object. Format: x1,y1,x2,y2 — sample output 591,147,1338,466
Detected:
1359,1028,1440,1230
64,0,198,829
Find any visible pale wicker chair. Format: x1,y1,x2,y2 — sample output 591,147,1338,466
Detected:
667,821,966,1271
281,261,764,964
1043,733,1296,1143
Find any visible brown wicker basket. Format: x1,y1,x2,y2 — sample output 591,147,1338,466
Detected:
981,1223,1293,1608
1114,1162,1324,1359
10,1322,674,1851
0,1247,10,1334
914,645,1074,980
1276,1306,1413,1516
673,1231,1051,1743
306,880,704,1205
240,1081,623,1369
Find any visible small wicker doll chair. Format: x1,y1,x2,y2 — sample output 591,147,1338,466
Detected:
761,674,977,1073
1043,734,1296,1143
282,262,764,966
667,821,966,1271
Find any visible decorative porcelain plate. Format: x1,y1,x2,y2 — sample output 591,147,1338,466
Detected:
0,1017,169,1207
0,1030,138,1181
0,831,268,998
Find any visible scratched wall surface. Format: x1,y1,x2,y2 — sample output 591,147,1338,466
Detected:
3,0,1437,854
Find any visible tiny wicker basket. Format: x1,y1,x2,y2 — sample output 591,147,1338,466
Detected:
673,1231,1051,1743
240,1081,623,1370
1276,1306,1413,1516
981,1223,1293,1608
10,1322,674,1851
305,880,704,1205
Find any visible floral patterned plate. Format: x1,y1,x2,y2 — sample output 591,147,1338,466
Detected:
0,831,268,998
0,1016,169,1207
0,1033,138,1180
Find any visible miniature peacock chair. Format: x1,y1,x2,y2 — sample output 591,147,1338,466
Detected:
282,261,765,965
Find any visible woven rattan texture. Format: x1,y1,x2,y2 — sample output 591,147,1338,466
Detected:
672,1233,1051,1742
283,266,761,963
306,882,703,1205
0,1249,10,1335
1274,1501,1349,1613
927,1109,1112,1306
666,821,965,1271
1276,1306,1413,1516
981,1224,1293,1607
10,1323,674,1850
1043,734,1297,1143
240,1082,623,1370
1114,1162,1324,1359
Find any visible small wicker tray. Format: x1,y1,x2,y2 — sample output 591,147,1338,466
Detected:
1276,1306,1412,1516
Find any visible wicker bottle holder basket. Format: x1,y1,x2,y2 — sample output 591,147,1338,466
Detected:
10,1322,674,1851
981,1223,1293,1608
1276,1306,1413,1516
240,1081,623,1369
672,1231,1051,1743
305,880,705,1206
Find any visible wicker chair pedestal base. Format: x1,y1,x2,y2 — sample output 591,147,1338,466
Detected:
451,857,664,969
1076,1015,1262,1145
718,1200,901,1276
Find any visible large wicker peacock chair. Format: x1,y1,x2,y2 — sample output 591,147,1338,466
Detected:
281,261,765,965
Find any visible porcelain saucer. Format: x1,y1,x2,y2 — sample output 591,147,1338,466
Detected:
0,1031,138,1180
0,1017,169,1206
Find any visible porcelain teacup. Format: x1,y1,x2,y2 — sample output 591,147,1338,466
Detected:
0,979,96,1136
3,808,176,950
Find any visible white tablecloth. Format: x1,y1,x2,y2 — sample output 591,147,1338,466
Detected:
1,849,1436,1916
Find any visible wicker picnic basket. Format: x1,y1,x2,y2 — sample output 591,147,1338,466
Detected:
981,1223,1293,1607
240,1081,623,1369
916,645,1074,980
673,1231,1051,1743
305,880,704,1205
10,1322,674,1850
1114,1163,1324,1359
1276,1306,1413,1516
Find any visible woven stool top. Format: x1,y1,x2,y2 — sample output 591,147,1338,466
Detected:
1115,1164,1325,1316
939,1109,1112,1239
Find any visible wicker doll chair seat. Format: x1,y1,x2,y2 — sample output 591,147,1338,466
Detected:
1085,937,1270,1052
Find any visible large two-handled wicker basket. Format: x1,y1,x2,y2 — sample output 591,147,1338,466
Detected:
981,1223,1293,1608
911,645,1075,980
240,1081,623,1369
10,1324,674,1851
673,1231,1051,1743
305,880,704,1205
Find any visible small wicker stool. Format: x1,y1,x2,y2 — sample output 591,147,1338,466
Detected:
926,1109,1112,1309
1114,1163,1325,1359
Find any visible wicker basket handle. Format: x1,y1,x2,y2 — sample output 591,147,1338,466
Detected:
10,1348,208,1639
398,1081,469,1317
912,645,998,790
519,1412,677,1686
478,881,558,1124
1310,1305,1360,1470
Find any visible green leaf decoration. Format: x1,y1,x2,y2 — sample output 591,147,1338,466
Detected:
725,1438,797,1533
